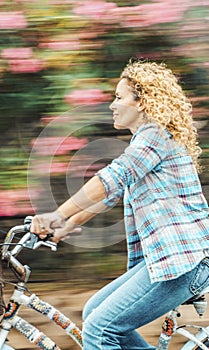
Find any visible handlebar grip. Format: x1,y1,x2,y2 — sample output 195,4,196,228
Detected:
24,216,54,241
24,215,33,232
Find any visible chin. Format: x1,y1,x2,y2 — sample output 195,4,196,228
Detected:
114,122,125,130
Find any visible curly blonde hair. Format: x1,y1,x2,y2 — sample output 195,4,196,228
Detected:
121,59,202,172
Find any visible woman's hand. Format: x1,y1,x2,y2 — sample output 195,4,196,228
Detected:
52,218,82,243
31,209,66,237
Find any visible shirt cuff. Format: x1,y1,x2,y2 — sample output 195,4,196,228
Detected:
96,166,120,199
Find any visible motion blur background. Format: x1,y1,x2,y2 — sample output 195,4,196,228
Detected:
0,0,209,283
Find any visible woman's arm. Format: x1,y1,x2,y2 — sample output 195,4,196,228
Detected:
31,175,107,234
52,201,108,241
58,175,106,219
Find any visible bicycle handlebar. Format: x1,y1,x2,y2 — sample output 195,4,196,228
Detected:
0,217,57,282
1,216,57,259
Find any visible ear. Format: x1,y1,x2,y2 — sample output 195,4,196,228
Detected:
137,102,145,112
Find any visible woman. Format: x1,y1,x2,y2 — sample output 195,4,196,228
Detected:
31,59,209,350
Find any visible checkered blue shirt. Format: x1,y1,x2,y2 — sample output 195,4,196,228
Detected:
97,123,209,283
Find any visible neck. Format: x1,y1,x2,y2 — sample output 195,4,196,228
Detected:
130,112,148,134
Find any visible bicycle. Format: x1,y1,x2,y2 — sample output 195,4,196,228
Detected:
0,218,209,349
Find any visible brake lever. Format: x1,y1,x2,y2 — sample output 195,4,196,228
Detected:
24,233,57,251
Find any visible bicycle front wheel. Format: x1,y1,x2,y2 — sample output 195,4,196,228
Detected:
181,326,209,350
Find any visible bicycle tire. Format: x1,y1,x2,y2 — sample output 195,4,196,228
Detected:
181,326,209,349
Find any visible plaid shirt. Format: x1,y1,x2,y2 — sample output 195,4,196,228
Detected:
97,123,209,283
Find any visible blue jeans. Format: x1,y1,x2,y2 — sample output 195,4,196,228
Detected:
82,257,209,350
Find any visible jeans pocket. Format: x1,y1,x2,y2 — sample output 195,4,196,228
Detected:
190,257,209,295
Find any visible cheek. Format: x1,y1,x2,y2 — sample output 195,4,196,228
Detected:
119,104,137,118
117,103,131,113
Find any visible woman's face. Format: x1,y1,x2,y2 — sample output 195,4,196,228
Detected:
109,78,144,133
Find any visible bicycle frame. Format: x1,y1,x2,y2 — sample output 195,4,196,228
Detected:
1,219,209,350
157,302,209,350
0,281,82,349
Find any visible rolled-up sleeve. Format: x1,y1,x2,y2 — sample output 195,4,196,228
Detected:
97,123,171,202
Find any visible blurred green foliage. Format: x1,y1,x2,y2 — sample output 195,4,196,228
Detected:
0,0,209,216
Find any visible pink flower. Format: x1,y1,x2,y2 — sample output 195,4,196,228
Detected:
41,115,60,124
31,136,88,156
33,160,105,177
106,6,147,28
0,189,37,216
41,115,74,125
139,0,191,25
68,162,106,177
1,47,33,60
39,40,80,51
179,22,208,38
15,0,40,2
72,0,119,23
114,0,191,28
8,58,44,73
49,0,77,4
33,161,69,174
64,89,111,106
200,62,209,67
1,48,44,73
0,11,27,29
78,30,102,40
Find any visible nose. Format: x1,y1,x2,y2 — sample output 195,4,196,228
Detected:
109,99,116,111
